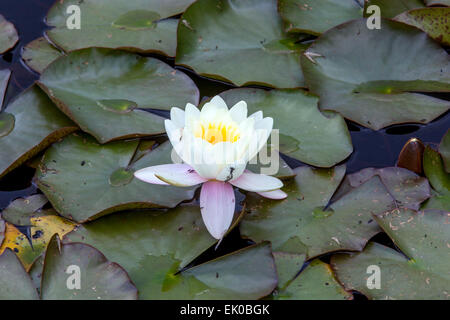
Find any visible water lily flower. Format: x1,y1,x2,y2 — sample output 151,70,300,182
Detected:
134,95,287,240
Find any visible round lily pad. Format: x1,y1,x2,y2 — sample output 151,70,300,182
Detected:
278,0,363,35
176,0,306,88
273,252,352,300
219,88,353,167
332,209,450,299
0,68,10,107
395,7,450,46
0,86,78,179
0,15,18,54
240,165,398,258
0,249,39,300
41,235,138,300
65,207,277,299
38,48,199,143
36,134,197,222
45,0,196,57
301,18,450,130
22,37,64,74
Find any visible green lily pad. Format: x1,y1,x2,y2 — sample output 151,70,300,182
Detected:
0,249,39,300
332,209,450,300
301,19,450,130
65,207,278,299
240,165,397,258
364,0,424,18
36,134,196,222
219,88,353,167
29,254,44,294
0,68,10,107
176,0,306,88
22,37,64,74
421,146,450,211
439,130,450,173
278,0,363,35
272,252,352,300
395,8,450,46
45,0,196,57
1,194,48,225
38,48,199,143
41,235,138,300
0,15,18,54
331,167,431,210
0,86,78,179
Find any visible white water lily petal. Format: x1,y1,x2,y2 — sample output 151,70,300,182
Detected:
230,170,283,192
134,167,169,185
135,164,207,187
170,107,185,128
229,100,248,123
257,189,288,200
200,181,235,239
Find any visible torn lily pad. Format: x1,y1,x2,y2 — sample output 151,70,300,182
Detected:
0,86,77,179
176,0,306,88
272,253,352,300
395,7,450,46
36,134,196,222
240,165,397,258
45,0,196,57
38,48,199,143
0,15,18,54
301,19,450,130
21,37,64,74
0,249,39,300
219,88,353,167
278,0,363,35
332,209,450,299
41,235,138,300
65,207,277,299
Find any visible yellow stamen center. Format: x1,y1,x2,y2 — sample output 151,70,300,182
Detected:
195,121,241,144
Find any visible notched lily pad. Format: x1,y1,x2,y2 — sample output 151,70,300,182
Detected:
38,48,199,143
21,37,64,74
36,134,196,222
0,14,18,54
176,0,306,88
219,88,353,167
301,19,450,130
65,207,277,299
0,86,78,179
46,0,196,56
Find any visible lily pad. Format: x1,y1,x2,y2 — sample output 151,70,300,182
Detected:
1,194,48,225
40,235,138,300
0,216,4,245
439,130,450,173
176,0,306,88
278,0,363,35
0,210,75,270
22,37,64,73
36,134,196,222
0,68,10,107
65,207,278,299
45,0,196,57
332,209,450,299
331,167,431,210
421,146,450,211
301,18,450,130
273,252,352,300
364,0,424,18
0,249,39,300
219,88,353,167
38,48,199,143
240,165,397,258
0,15,18,54
395,8,450,46
424,0,450,6
0,86,78,179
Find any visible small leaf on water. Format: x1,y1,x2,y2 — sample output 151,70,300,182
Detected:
112,10,161,30
109,167,134,187
0,112,14,138
397,137,424,175
97,99,138,114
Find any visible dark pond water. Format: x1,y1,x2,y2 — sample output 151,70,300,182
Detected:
0,0,448,299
